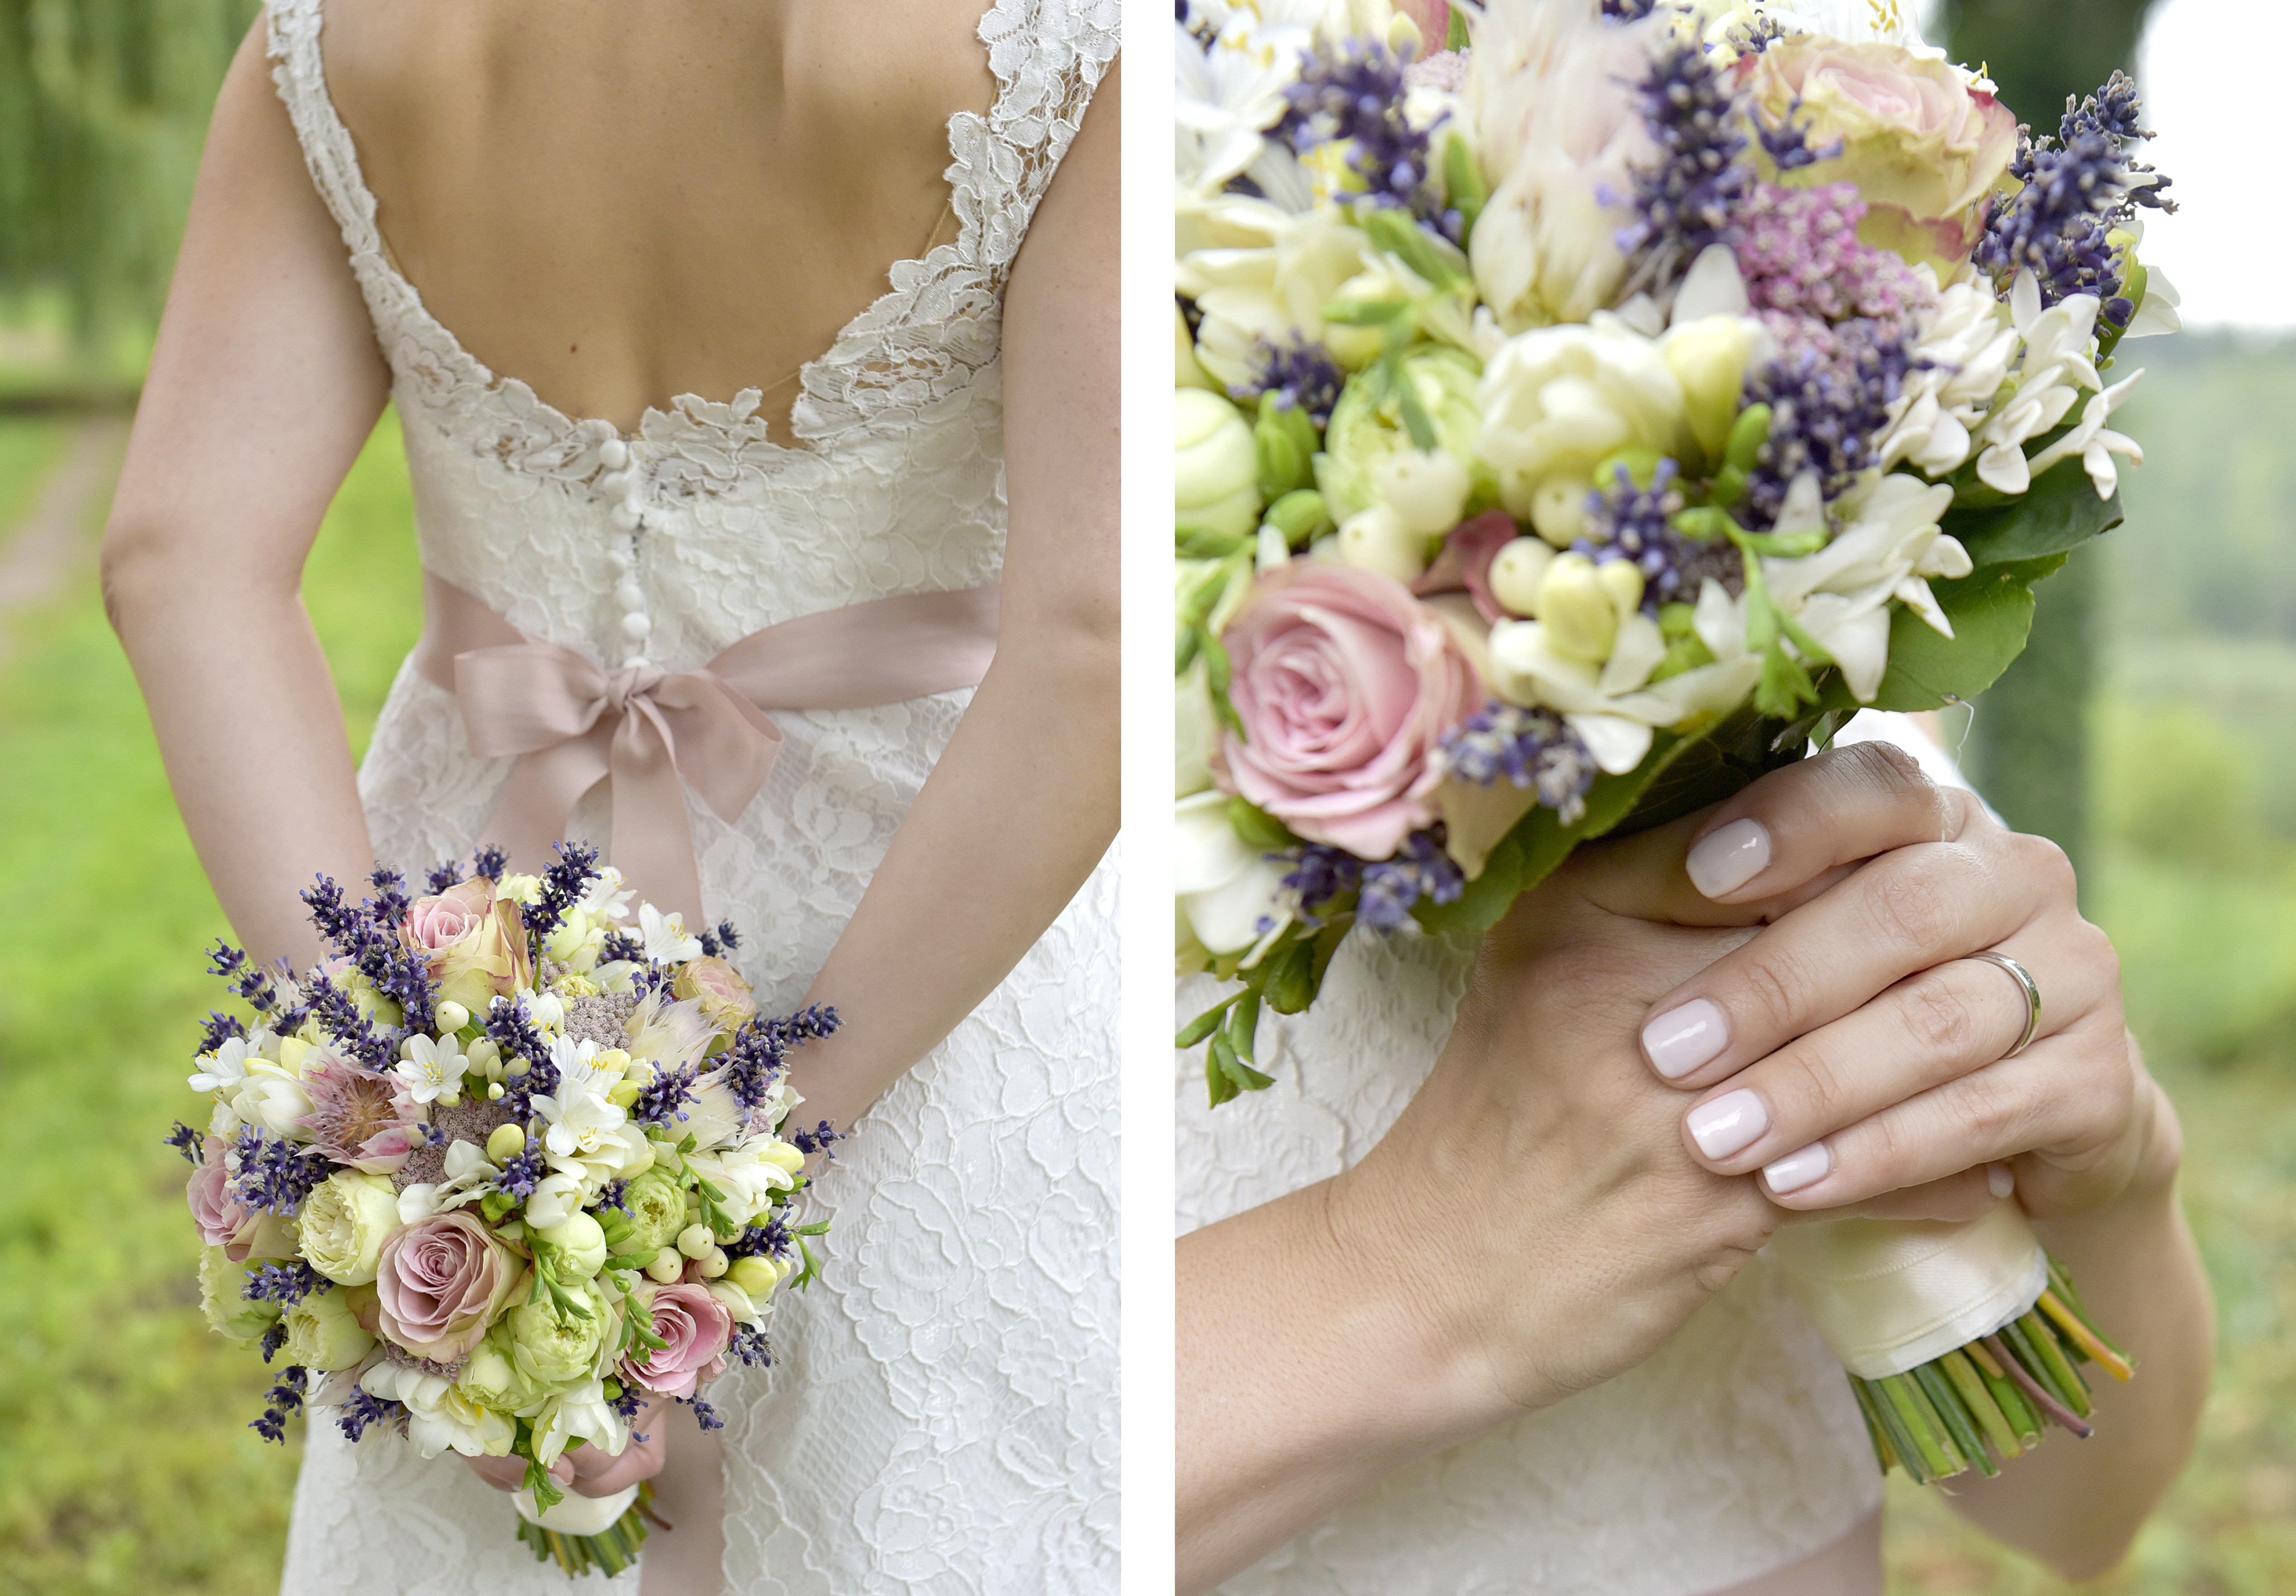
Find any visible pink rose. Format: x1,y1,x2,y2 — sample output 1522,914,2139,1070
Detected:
619,1283,733,1400
1212,564,1482,859
671,956,756,1038
187,1146,246,1248
1414,511,1521,626
1741,42,2017,270
401,880,533,1012
374,1210,520,1364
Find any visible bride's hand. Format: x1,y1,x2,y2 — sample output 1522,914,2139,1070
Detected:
1622,741,2170,1224
1325,848,1785,1416
458,1394,670,1496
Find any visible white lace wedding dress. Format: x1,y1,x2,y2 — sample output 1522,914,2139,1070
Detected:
1174,712,1970,1594
265,1,1120,1590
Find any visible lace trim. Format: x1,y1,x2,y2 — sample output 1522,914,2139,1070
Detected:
264,0,1116,485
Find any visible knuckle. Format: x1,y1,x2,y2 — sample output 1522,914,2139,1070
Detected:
1735,947,1817,1036
1868,864,1958,952
1901,970,1980,1055
1944,1070,2026,1154
1782,1039,1858,1125
1839,736,1928,795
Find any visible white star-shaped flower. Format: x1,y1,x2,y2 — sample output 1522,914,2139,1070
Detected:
392,1034,470,1106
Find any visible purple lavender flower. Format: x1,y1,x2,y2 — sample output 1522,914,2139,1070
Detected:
792,1120,844,1158
630,1063,700,1130
1975,71,2174,325
165,1121,204,1165
423,859,467,894
242,1261,328,1308
1616,37,1753,297
336,1389,406,1443
471,844,510,882
1277,844,1362,927
227,1127,331,1215
680,1393,726,1432
1357,829,1464,932
1742,317,1914,527
728,1323,773,1368
1575,460,1740,611
496,1142,547,1200
1233,338,1347,429
196,1010,246,1055
726,1214,792,1264
1275,39,1460,239
522,840,602,942
1434,702,1601,826
250,1365,308,1444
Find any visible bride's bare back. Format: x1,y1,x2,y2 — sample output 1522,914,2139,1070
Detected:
320,0,996,438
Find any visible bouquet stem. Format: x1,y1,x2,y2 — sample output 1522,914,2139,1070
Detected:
1848,1276,2131,1484
514,1482,657,1577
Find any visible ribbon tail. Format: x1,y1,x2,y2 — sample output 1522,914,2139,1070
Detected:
608,701,709,927
477,728,617,880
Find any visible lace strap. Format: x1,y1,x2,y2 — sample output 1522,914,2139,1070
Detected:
956,0,1120,277
264,0,387,267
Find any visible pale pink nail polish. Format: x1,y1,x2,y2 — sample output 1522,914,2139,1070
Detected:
1642,998,1728,1079
1763,1143,1832,1195
1686,1089,1768,1160
1987,1163,2014,1200
1686,818,1772,899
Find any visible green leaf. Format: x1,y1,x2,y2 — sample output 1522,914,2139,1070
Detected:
1174,996,1235,1049
1357,207,1469,293
1942,455,2124,567
1226,989,1263,1065
1446,5,1470,50
1441,130,1485,240
1227,797,1298,850
1321,298,1412,326
1177,526,1249,560
1862,556,2067,712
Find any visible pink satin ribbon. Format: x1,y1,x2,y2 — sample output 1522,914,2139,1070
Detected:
412,571,999,923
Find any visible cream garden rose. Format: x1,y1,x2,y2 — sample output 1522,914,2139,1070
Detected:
297,1169,404,1285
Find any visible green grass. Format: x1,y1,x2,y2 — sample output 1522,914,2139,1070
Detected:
0,416,417,1593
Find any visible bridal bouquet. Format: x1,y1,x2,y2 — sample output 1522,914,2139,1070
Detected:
173,844,839,1575
1175,0,2168,1482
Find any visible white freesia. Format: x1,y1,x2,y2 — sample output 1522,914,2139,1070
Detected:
1465,0,1656,330
2124,258,2181,339
188,1032,263,1096
637,903,704,965
1760,473,1971,701
529,1379,627,1469
522,1170,589,1230
1972,276,2105,495
1477,317,1692,521
395,1138,503,1224
1876,276,2018,476
360,1361,517,1460
688,1131,801,1228
393,1033,470,1106
234,1067,317,1141
2022,370,2144,498
1175,17,1303,198
1485,601,1764,774
530,1037,650,1189
1176,790,1292,957
1178,197,1372,390
1179,659,1221,797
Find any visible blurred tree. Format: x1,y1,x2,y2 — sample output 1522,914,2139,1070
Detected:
0,0,260,343
1943,0,2160,886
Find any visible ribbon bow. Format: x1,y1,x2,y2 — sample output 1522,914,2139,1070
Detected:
414,573,999,923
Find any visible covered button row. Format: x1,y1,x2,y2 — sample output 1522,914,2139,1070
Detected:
595,438,653,647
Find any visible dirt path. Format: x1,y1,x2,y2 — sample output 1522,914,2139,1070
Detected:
0,419,128,666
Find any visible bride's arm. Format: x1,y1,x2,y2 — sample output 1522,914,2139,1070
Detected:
784,62,1119,1132
101,23,391,968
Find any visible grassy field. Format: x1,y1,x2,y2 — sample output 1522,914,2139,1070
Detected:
0,416,417,1593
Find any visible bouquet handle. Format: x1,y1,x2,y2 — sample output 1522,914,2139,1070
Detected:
1772,1202,2133,1482
511,1480,654,1577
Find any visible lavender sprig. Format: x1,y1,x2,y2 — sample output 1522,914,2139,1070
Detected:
1434,702,1600,826
424,859,467,894
728,1323,773,1368
250,1365,308,1444
336,1389,407,1443
1275,39,1459,238
1357,830,1464,933
196,1011,246,1055
791,1120,844,1158
485,996,559,1116
242,1261,329,1308
165,1122,204,1165
631,1064,700,1130
471,844,510,882
1232,339,1348,430
208,940,281,1014
227,1127,330,1215
523,840,603,942
1616,37,1753,297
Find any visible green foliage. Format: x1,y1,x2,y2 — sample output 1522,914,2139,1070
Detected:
0,414,418,1591
0,0,261,342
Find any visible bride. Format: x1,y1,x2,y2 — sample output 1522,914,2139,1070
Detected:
1177,722,2214,1593
101,0,1117,1590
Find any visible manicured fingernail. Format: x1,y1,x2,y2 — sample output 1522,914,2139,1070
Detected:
1686,818,1772,899
1686,1089,1768,1160
1763,1142,1832,1195
1642,998,1728,1079
1987,1163,2014,1200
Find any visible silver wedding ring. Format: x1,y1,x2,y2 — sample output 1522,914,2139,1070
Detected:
1965,951,2041,1059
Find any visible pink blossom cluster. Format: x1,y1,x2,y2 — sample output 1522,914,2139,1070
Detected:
1735,182,1934,330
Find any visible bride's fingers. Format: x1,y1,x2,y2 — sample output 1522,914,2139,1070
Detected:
462,1452,572,1492
1673,941,2102,1183
1634,826,2065,1089
1749,1019,2138,1211
1771,1163,2009,1225
1574,742,1971,929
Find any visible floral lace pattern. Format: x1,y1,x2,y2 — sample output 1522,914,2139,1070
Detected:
1176,929,1882,1596
266,0,1119,1590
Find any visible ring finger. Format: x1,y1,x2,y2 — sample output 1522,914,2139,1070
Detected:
1674,943,2094,1188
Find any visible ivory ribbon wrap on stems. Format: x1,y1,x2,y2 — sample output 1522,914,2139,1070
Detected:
511,1481,639,1535
1768,1201,2050,1380
412,572,1000,923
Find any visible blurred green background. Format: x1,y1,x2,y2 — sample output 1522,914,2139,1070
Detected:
2,0,2294,1592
